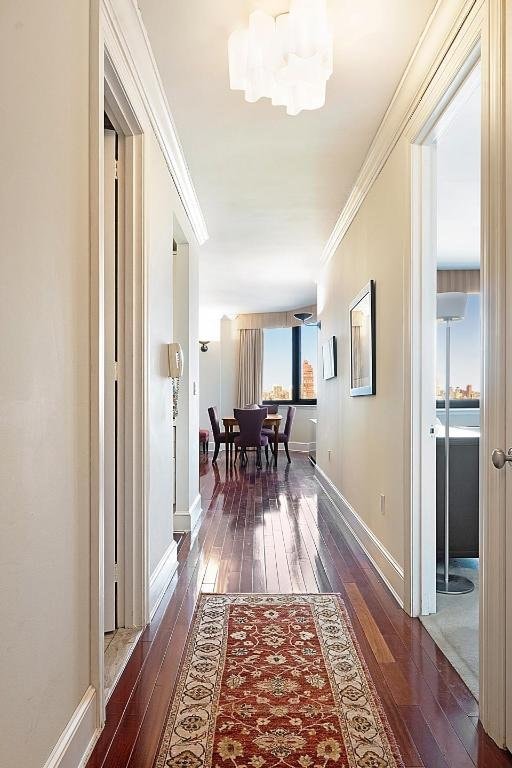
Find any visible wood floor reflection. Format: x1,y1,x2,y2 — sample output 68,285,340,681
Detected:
87,452,512,768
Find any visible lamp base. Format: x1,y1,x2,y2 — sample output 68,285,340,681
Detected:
436,573,474,595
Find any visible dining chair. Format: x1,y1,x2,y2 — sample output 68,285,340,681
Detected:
208,406,236,463
263,405,296,462
233,407,269,469
259,404,279,414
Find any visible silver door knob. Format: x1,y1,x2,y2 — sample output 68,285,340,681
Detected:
492,448,512,469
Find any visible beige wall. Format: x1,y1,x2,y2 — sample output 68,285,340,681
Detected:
317,143,408,573
0,4,184,764
147,133,176,574
0,2,91,766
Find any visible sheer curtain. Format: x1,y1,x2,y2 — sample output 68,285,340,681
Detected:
237,329,264,407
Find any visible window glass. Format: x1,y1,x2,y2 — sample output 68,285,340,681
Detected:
300,325,318,400
436,293,480,401
263,327,293,401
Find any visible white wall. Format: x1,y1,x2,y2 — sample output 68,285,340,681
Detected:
173,242,201,530
199,340,221,430
0,3,91,766
147,134,176,574
220,316,238,416
198,316,238,431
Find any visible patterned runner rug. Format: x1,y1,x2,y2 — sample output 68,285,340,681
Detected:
155,594,403,768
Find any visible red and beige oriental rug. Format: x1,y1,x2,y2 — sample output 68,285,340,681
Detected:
155,594,403,768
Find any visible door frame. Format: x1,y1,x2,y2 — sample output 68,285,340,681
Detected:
406,0,507,746
90,2,149,725
410,53,482,618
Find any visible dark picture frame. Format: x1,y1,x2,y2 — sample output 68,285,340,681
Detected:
349,280,376,396
322,336,337,379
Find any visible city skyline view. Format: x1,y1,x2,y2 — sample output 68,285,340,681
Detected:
262,325,318,400
436,293,480,396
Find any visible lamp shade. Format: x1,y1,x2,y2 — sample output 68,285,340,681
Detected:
436,292,467,322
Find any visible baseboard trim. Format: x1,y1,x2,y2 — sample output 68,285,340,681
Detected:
43,686,99,768
289,441,312,453
315,465,404,607
206,441,312,454
149,540,178,618
174,493,202,533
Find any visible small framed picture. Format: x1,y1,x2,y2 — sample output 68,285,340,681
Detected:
322,336,337,380
349,280,376,396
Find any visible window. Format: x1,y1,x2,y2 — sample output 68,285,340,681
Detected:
436,293,480,405
262,325,317,404
300,324,318,400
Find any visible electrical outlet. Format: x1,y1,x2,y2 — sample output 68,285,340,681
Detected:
380,494,386,515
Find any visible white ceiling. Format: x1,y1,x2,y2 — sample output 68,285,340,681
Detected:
139,0,438,330
436,76,481,270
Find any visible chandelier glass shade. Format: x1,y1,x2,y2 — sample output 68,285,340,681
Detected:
228,0,333,116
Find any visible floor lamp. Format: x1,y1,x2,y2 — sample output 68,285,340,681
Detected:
436,292,474,595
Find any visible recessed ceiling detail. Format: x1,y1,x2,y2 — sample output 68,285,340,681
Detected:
228,1,333,116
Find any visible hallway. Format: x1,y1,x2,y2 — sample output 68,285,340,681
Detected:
87,454,511,768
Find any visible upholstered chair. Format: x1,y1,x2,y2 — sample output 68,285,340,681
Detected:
264,405,296,462
260,404,279,414
233,407,269,469
208,406,235,463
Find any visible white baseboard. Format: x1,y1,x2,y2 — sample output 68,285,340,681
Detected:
174,493,202,533
43,686,100,768
206,441,312,454
289,441,312,453
207,441,224,453
315,465,404,606
149,540,178,618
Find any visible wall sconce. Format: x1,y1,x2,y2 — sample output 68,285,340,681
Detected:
199,340,210,352
293,312,321,329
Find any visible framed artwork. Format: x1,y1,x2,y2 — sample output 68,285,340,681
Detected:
322,336,337,380
349,280,376,396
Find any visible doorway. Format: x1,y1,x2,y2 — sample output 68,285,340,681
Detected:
413,65,482,698
412,61,482,695
103,111,142,701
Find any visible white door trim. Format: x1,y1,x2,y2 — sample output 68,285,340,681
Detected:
406,0,507,747
90,0,150,729
409,52,481,618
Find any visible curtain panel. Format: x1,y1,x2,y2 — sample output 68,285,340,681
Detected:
237,329,264,407
437,269,480,293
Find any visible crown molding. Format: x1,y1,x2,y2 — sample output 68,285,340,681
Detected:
320,0,477,269
103,0,209,245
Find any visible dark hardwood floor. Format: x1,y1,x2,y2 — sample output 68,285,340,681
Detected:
87,452,511,768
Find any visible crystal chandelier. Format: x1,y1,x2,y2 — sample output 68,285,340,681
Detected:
228,0,333,116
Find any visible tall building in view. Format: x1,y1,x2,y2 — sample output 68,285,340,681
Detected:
302,359,315,399
263,384,291,401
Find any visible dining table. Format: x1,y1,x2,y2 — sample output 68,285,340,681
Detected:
222,414,282,468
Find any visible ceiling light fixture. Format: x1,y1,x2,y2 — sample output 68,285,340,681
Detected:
228,0,333,116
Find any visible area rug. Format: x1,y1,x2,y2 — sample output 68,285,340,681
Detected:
155,594,403,768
